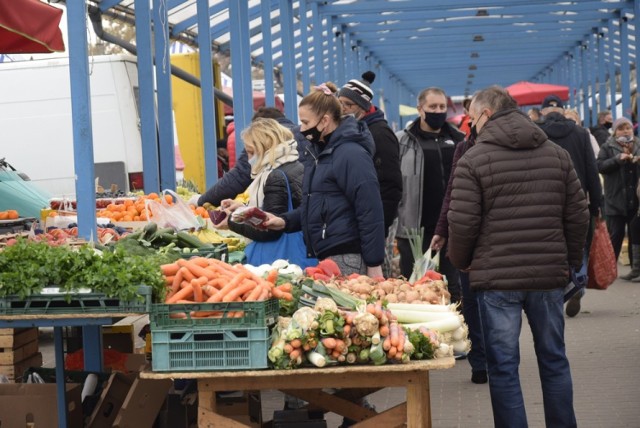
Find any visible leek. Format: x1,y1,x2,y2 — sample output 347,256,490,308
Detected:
403,315,463,333
307,351,327,368
392,309,460,324
387,302,457,313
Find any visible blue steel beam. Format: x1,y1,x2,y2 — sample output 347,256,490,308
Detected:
620,16,631,117
262,2,276,107
279,0,299,122
609,20,618,118
299,0,311,94
67,0,96,242
197,0,219,189
229,1,254,158
135,0,160,194
153,0,177,191
598,30,608,114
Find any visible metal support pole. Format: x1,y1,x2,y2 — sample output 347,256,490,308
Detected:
135,0,160,194
620,16,631,118
311,2,325,85
153,0,176,191
279,0,299,122
197,0,219,189
66,0,96,241
229,1,253,156
261,2,275,107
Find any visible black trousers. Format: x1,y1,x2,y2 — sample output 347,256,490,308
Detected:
606,213,637,262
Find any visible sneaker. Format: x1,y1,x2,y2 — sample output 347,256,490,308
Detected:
471,370,488,384
565,288,584,317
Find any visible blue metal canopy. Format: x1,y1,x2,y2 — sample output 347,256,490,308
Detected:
58,0,639,239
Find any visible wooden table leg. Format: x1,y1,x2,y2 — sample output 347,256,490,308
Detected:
406,371,431,428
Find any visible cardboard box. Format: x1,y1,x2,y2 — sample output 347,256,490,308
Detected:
102,315,149,354
87,372,172,428
0,383,82,428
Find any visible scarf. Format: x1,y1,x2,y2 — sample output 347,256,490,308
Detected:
247,139,299,208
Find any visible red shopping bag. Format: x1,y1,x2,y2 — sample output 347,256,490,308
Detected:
587,219,617,290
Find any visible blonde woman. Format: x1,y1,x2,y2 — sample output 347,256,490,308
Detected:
217,118,309,265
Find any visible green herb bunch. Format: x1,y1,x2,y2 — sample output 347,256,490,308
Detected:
0,239,165,301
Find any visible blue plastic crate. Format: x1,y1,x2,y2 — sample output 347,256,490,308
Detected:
0,285,151,315
151,326,270,372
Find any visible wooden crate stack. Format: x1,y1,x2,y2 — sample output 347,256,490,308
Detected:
0,328,42,382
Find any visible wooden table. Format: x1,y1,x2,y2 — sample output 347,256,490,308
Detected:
141,357,455,427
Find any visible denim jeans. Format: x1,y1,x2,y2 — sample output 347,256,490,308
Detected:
460,272,486,373
477,289,577,428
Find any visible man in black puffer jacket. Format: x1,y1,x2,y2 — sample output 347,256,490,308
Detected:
338,71,403,237
538,95,602,317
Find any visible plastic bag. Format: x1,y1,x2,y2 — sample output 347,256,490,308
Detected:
145,189,202,230
410,247,440,284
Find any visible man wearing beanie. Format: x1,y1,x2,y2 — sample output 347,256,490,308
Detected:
597,116,640,281
338,71,402,238
538,94,602,317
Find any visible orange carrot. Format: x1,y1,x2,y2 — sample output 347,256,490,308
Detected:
276,283,292,293
161,263,180,276
222,279,257,302
176,299,195,304
207,278,227,289
396,329,405,353
388,346,397,358
244,284,264,301
379,325,390,338
266,269,279,284
334,339,346,353
290,339,302,349
191,277,206,302
170,269,184,294
343,324,351,336
271,287,286,299
201,284,217,298
169,312,188,319
374,301,383,319
257,287,270,301
382,336,391,351
279,292,293,301
321,338,337,349
191,257,210,268
179,259,217,281
367,304,376,315
207,272,249,303
166,284,194,304
289,348,302,360
284,343,293,354
164,275,175,285
390,323,400,347
180,280,191,289
331,349,342,359
179,266,195,283
303,343,311,351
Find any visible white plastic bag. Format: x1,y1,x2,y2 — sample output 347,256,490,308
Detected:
144,189,202,230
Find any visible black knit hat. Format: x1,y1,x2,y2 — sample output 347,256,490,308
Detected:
338,71,376,111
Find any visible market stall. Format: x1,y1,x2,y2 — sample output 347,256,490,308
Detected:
141,357,455,427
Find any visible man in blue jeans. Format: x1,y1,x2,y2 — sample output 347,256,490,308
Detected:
448,86,589,428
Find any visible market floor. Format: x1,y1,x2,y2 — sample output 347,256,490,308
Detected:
39,267,640,428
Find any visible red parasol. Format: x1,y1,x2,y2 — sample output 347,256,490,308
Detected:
0,0,65,54
506,81,569,106
221,87,285,116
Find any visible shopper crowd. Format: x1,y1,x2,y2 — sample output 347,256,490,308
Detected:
187,71,638,428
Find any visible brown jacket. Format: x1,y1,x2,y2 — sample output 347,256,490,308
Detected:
447,109,589,291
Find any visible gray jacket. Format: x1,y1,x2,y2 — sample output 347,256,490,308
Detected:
395,120,464,239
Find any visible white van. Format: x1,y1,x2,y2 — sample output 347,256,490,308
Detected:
0,55,143,197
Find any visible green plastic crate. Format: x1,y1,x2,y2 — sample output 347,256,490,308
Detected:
0,285,151,315
151,326,270,371
150,299,279,330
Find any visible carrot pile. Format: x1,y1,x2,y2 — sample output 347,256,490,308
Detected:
161,258,293,306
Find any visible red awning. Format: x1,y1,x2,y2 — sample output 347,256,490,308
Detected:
0,0,65,54
506,81,569,107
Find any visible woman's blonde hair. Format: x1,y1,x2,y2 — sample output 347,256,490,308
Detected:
564,109,581,124
240,117,294,167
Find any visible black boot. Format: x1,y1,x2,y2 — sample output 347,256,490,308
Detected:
620,245,640,280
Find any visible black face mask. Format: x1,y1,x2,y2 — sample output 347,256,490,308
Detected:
301,121,323,143
424,111,448,130
469,112,484,141
604,122,613,130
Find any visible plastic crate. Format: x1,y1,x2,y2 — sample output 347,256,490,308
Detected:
150,299,279,330
0,285,152,315
151,326,270,371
